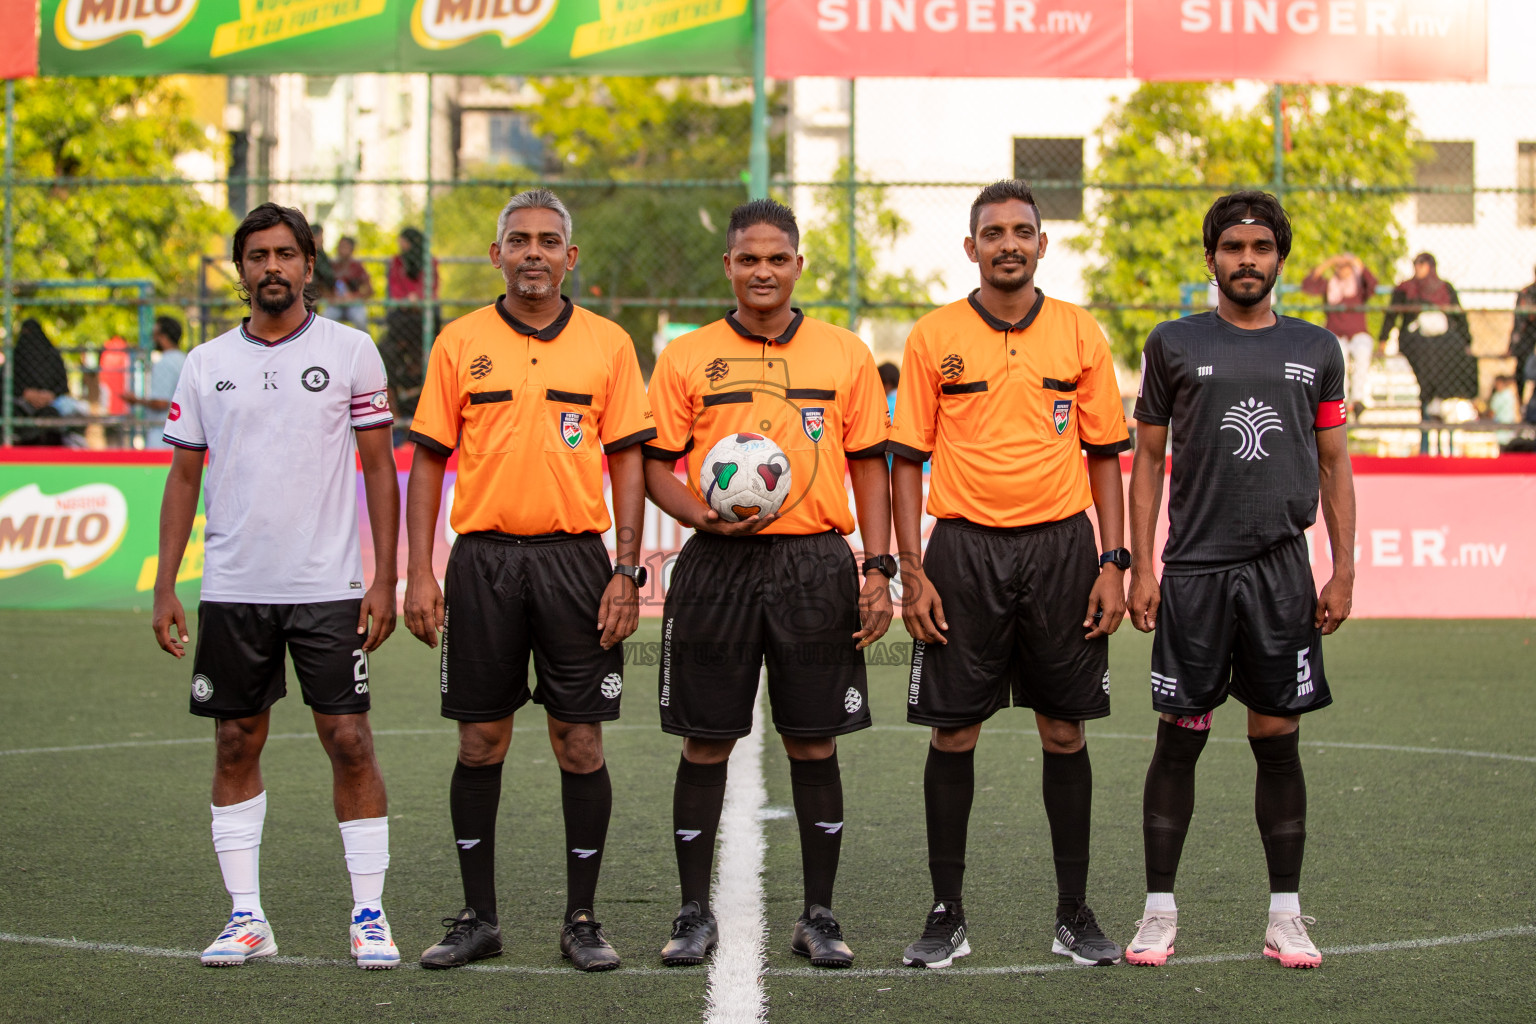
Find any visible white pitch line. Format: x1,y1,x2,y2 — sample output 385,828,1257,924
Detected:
704,683,769,1024
866,726,1536,764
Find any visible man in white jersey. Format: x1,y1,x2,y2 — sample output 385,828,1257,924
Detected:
152,203,403,969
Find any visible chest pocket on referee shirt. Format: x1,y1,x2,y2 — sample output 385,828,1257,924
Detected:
462,389,516,455
1042,377,1079,442
938,379,991,446
543,389,596,456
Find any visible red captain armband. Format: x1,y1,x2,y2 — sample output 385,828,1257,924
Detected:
1315,400,1347,429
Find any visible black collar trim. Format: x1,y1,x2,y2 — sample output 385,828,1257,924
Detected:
240,310,315,347
967,289,1045,333
725,308,804,345
495,295,574,341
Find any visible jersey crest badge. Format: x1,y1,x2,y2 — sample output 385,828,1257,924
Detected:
560,411,583,449
301,366,330,392
1052,399,1072,435
1221,398,1283,460
470,354,493,380
705,358,729,382
801,407,825,443
941,353,964,380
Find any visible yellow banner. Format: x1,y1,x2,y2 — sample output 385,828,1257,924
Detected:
211,0,388,57
569,0,746,58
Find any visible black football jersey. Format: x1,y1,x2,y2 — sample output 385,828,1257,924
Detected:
1134,312,1346,574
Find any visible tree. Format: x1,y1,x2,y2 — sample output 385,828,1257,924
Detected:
796,161,943,329
1074,82,1424,362
2,77,230,346
422,76,786,373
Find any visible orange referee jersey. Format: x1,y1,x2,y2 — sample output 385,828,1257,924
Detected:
890,290,1130,528
410,296,655,536
644,310,888,536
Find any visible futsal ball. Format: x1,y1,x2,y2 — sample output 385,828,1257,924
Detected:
700,432,792,523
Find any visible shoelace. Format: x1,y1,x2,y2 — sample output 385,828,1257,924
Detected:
1131,915,1176,944
1272,914,1318,948
216,915,257,942
437,916,476,945
671,912,710,939
1069,906,1106,939
920,911,961,942
802,916,844,942
358,920,390,942
566,919,608,948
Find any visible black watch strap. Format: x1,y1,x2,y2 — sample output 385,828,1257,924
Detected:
861,554,898,579
1099,548,1132,571
613,564,648,588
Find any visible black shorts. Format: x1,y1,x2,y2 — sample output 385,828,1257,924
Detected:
1150,533,1332,718
659,531,870,740
440,531,623,724
189,600,371,719
906,514,1110,728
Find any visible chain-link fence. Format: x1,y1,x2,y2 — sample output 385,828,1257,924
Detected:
5,83,1535,455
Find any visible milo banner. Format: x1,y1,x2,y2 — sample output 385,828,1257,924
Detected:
38,0,751,76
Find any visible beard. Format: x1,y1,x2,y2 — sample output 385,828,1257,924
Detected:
509,264,558,301
253,276,299,316
982,257,1031,293
1217,267,1278,308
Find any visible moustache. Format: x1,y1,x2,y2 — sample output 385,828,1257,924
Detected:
1231,269,1265,281
259,276,292,289
993,256,1024,266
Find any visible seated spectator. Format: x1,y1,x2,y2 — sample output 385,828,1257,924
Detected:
1379,253,1476,420
11,318,74,446
331,235,374,334
122,315,187,449
1510,263,1536,408
1302,253,1377,410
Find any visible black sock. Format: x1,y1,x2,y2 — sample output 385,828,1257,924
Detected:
673,755,728,911
1251,731,1307,892
1041,746,1093,918
923,745,974,905
561,763,612,920
449,759,503,926
1144,719,1210,892
789,752,843,914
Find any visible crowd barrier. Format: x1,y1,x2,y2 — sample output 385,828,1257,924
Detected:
3,449,1533,618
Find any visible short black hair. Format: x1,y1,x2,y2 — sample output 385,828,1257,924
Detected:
232,203,318,310
970,180,1041,236
1202,191,1292,260
154,315,183,347
877,362,900,391
727,199,799,251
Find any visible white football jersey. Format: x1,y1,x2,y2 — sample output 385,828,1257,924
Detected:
163,312,392,603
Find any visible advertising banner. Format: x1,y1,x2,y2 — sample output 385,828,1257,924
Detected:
765,0,1129,78
1,0,37,79
37,0,751,77
5,452,1533,616
1132,0,1487,83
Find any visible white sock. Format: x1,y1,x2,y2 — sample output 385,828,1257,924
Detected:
339,816,390,918
211,791,267,918
1144,892,1177,916
1269,892,1301,916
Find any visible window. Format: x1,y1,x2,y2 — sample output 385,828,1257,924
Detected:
1519,142,1536,228
1012,137,1083,222
1416,141,1474,226
487,112,545,170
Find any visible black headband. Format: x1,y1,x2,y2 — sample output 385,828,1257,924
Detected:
1212,216,1277,242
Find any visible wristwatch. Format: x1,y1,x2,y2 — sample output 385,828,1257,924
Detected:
861,554,898,579
1099,548,1132,571
612,564,649,588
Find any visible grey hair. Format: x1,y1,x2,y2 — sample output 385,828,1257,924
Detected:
496,188,573,245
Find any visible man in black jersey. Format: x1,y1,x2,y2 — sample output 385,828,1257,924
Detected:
1124,191,1356,970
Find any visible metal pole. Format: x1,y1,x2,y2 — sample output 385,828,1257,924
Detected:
1270,83,1284,312
422,73,435,382
3,80,15,448
748,0,769,199
846,78,858,331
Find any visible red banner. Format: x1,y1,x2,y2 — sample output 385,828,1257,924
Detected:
766,0,1129,78
1133,0,1487,83
1,0,38,79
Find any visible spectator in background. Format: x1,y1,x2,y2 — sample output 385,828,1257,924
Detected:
1509,263,1536,410
313,224,337,305
1302,253,1377,412
387,227,438,305
123,315,187,449
384,228,438,445
11,318,73,446
1380,253,1475,421
332,236,374,335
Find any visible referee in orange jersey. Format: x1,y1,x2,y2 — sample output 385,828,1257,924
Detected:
403,189,654,972
890,180,1132,969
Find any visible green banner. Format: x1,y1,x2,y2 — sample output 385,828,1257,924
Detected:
0,461,204,610
39,0,750,76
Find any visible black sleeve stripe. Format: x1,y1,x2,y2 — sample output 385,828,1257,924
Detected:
940,381,988,395
1042,377,1079,392
642,443,686,461
1132,411,1170,426
546,389,593,406
1082,438,1133,456
845,442,888,460
701,391,752,407
785,388,837,400
163,435,207,451
887,441,932,463
408,430,454,456
603,427,658,454
469,390,513,405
